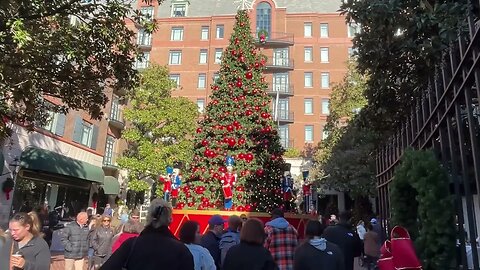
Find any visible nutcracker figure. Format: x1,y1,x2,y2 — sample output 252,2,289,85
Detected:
159,166,173,202
170,162,182,207
282,171,294,211
221,156,237,210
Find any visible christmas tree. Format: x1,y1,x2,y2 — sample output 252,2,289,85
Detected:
179,9,287,212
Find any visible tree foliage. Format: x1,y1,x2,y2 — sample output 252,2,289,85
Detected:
341,0,468,135
0,0,165,138
118,65,198,193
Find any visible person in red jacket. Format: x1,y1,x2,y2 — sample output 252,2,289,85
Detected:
111,220,140,253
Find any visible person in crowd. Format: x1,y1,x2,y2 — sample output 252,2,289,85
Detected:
220,215,242,266
323,211,362,270
91,215,115,269
88,215,101,270
61,211,90,270
370,218,386,245
111,220,141,253
180,220,216,270
129,209,144,233
294,220,344,270
264,208,298,270
1,227,13,270
103,204,113,217
223,218,278,270
9,212,51,270
356,220,366,241
100,198,194,270
363,223,380,266
201,214,225,269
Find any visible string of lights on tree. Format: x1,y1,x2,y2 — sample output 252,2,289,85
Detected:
177,9,287,212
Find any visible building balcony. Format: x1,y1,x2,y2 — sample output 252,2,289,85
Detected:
276,110,294,124
102,152,120,172
137,42,152,51
264,58,294,72
255,32,294,48
268,84,294,97
280,139,295,149
108,110,125,130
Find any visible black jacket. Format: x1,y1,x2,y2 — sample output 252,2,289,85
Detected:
12,236,51,270
294,241,345,270
223,241,278,270
61,221,90,259
99,225,194,270
200,230,221,268
323,223,362,270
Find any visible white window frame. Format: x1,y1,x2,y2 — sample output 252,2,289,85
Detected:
322,99,330,115
304,47,313,62
304,72,313,88
304,98,313,115
348,22,360,38
201,26,209,40
43,111,58,132
213,73,220,82
322,128,329,140
170,74,180,87
103,135,116,166
197,74,206,89
216,25,224,39
81,122,93,147
321,72,330,89
320,23,329,38
171,3,187,17
320,47,329,63
135,52,150,69
137,29,152,46
199,49,208,64
215,48,222,64
304,22,312,37
140,6,154,20
171,27,184,41
169,50,182,65
305,125,314,143
197,99,205,113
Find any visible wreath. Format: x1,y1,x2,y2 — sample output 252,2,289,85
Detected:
2,177,14,200
257,30,268,44
391,149,456,270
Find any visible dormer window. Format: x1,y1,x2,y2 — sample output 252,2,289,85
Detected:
171,2,187,17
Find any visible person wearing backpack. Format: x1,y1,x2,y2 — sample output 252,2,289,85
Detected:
220,215,242,267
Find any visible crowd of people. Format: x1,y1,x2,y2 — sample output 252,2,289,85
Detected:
0,199,383,270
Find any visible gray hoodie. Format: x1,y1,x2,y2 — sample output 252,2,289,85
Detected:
12,236,51,270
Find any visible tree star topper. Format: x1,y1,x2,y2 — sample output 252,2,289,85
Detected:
234,0,254,10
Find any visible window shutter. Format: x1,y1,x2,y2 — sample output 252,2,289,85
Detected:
54,114,66,136
90,125,99,150
72,116,83,143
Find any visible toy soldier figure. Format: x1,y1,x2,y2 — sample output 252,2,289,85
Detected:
159,166,173,202
221,156,237,210
171,162,183,207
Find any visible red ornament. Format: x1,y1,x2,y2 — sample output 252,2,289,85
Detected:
238,138,246,145
245,110,253,116
256,168,264,176
227,125,234,132
245,72,253,79
231,50,237,56
237,206,245,211
219,166,227,173
238,153,245,159
188,202,195,207
196,128,202,133
233,120,240,127
261,112,269,119
246,153,254,162
254,62,260,68
228,138,236,147
236,80,243,88
235,38,239,44
212,85,219,91
245,205,252,211
201,140,208,146
254,106,260,111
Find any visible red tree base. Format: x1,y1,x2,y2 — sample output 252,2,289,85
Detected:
170,209,316,238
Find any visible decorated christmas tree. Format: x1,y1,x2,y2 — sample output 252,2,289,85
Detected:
179,9,287,212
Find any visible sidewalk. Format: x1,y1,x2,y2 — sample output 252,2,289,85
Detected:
50,252,88,270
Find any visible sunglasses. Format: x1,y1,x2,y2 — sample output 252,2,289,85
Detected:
102,219,111,222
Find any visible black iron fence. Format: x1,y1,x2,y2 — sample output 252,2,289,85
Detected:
376,6,480,269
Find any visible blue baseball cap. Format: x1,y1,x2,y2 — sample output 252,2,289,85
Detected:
370,218,378,225
209,215,226,226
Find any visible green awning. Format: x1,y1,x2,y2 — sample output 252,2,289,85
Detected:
20,147,104,183
102,176,120,195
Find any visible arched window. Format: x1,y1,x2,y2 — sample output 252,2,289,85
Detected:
256,2,271,36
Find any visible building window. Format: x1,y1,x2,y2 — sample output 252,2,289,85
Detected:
304,47,313,62
304,22,312,37
135,52,149,69
322,99,330,115
321,72,330,89
42,110,66,136
304,72,313,88
305,125,314,143
110,96,121,122
256,2,271,36
348,23,360,37
213,73,220,82
197,73,206,89
103,135,115,166
201,26,209,40
304,98,313,114
171,3,187,17
322,128,329,140
169,50,182,65
199,49,208,64
171,27,184,41
215,48,223,64
320,47,329,63
170,74,180,87
320,23,329,38
137,29,152,46
197,99,205,113
140,6,154,20
348,47,358,57
73,116,98,149
216,25,224,39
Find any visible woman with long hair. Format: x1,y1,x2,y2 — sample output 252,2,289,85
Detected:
179,220,216,270
9,212,51,270
91,215,115,269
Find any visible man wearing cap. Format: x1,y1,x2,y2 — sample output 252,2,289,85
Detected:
370,217,385,245
264,208,298,270
201,214,225,269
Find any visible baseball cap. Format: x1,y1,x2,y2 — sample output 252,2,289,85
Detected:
370,218,378,225
208,215,226,226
